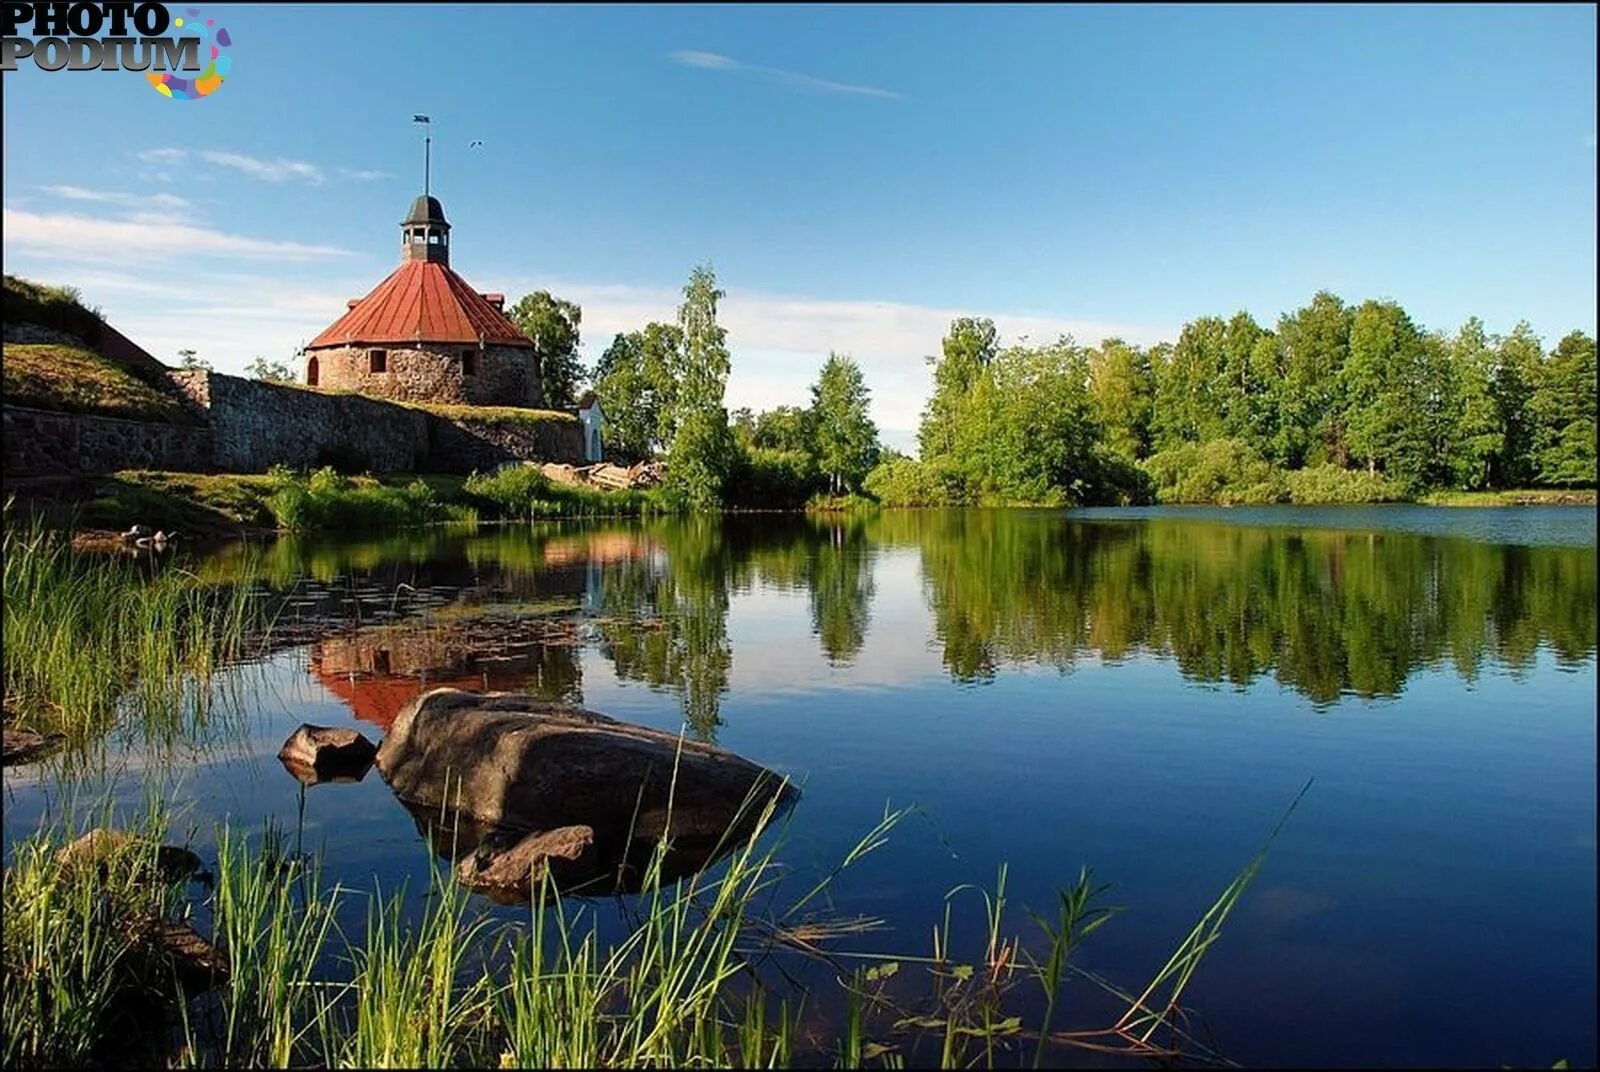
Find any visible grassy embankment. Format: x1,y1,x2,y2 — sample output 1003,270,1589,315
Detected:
2,343,197,425
1416,488,1597,507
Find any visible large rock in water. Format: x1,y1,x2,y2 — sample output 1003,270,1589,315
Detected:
375,688,797,897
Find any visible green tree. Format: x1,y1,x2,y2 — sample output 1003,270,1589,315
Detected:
1489,322,1543,488
1218,311,1272,447
246,356,294,383
753,406,813,453
919,317,997,460
729,407,757,449
665,265,734,509
175,348,210,371
508,290,583,409
1088,338,1154,461
1275,292,1351,466
1340,300,1433,483
1151,316,1227,450
1445,317,1503,489
592,322,682,461
809,353,878,494
1530,329,1598,486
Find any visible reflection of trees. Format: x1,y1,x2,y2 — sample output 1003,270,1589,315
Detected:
200,508,1596,721
885,510,1596,703
595,518,734,741
807,518,875,666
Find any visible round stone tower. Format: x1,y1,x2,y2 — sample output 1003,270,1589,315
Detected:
303,194,539,407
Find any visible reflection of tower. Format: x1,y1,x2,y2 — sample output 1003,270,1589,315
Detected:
310,619,584,732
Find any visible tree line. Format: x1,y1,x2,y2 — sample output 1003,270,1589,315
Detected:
492,275,1594,508
893,294,1595,505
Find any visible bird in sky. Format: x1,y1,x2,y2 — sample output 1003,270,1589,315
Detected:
469,140,484,149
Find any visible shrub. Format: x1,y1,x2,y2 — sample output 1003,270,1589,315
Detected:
726,447,826,510
863,456,971,507
1284,464,1406,504
264,467,453,531
1140,439,1288,505
461,465,650,519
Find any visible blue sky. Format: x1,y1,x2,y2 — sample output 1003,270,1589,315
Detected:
3,4,1595,449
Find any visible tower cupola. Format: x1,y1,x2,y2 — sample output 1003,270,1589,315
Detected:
402,194,450,265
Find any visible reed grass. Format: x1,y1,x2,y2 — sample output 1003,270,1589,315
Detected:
1,512,262,748
1,795,190,1070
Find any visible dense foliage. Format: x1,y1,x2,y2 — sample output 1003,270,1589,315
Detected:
507,290,584,409
884,295,1594,505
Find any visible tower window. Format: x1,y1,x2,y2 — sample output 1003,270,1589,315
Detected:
368,349,387,374
461,349,477,376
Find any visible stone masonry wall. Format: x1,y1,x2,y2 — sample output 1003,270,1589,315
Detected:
306,343,540,408
427,413,585,473
171,370,582,474
2,404,212,477
170,371,430,473
4,369,583,478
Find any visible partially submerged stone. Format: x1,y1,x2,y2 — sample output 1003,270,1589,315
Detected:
56,828,205,885
278,723,377,784
144,920,230,991
2,725,64,766
456,824,597,904
377,688,797,895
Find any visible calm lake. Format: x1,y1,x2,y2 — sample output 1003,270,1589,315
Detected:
5,506,1596,1067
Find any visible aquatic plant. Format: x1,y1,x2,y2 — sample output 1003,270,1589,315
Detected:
1,513,260,747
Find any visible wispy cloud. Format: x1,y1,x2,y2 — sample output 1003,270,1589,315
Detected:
2,207,355,263
668,50,906,100
137,147,188,164
43,185,190,210
133,149,392,184
199,150,324,184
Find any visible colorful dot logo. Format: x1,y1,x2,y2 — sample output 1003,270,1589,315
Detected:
146,8,231,101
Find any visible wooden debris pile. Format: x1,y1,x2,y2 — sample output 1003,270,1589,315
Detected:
538,460,665,491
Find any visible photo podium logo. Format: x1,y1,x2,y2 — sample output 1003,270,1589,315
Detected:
1,3,233,101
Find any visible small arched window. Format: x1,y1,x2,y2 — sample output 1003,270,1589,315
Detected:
306,355,319,386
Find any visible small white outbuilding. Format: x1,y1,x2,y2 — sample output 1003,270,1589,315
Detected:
577,392,605,463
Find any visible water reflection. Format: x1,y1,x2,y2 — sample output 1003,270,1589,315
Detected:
204,509,1597,734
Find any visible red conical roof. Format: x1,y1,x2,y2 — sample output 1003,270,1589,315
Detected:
307,260,531,350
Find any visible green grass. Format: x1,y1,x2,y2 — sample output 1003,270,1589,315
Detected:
0,513,260,746
260,466,477,532
404,400,577,425
1417,487,1597,507
3,274,105,349
2,343,194,424
74,471,282,534
1,797,194,1070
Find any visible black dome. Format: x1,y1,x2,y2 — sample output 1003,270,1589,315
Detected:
404,195,449,226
